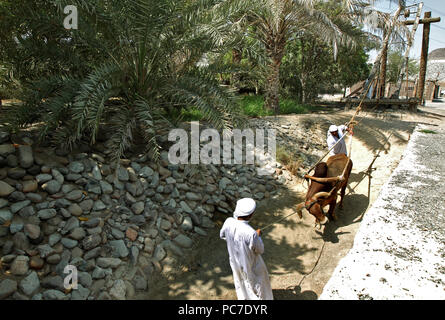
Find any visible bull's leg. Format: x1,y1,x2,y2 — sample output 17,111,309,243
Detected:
327,197,338,221
339,184,347,209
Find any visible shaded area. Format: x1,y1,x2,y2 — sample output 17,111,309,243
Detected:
134,109,421,300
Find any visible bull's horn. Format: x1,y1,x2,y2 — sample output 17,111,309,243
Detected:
312,191,331,200
304,175,341,184
296,202,305,219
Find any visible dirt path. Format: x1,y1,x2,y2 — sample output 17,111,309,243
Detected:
134,108,443,300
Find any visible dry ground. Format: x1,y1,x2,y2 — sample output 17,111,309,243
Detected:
134,107,444,300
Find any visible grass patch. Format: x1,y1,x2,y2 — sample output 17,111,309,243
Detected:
419,129,437,134
238,95,316,117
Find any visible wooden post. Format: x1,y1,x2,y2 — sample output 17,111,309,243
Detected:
417,11,432,105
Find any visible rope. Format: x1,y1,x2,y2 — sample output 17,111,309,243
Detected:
263,77,380,232
261,211,301,232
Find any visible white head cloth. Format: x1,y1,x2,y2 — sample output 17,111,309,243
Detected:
233,198,256,218
329,125,338,133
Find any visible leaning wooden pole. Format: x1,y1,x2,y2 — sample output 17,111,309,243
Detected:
417,11,432,105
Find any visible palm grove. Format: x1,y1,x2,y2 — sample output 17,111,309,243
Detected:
0,0,411,162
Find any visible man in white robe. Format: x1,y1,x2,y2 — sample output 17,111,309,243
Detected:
220,198,273,300
326,124,352,156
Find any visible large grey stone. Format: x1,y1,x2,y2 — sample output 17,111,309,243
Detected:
185,192,201,201
7,167,26,179
69,227,86,240
0,198,8,209
86,180,101,195
24,224,41,240
61,238,78,249
49,233,62,246
41,180,62,194
92,266,111,279
37,244,55,258
83,246,101,260
0,144,15,157
0,209,12,224
69,161,85,174
181,216,193,232
19,271,40,296
0,181,15,197
82,234,102,251
10,200,31,214
0,131,10,144
36,174,52,184
139,166,154,178
109,279,126,300
111,228,125,240
18,145,34,168
62,217,80,235
37,208,57,220
131,202,145,215
10,255,30,276
10,216,24,234
66,190,83,201
96,257,122,269
173,234,193,248
109,240,129,258
78,272,92,288
100,180,113,194
42,289,68,300
51,169,64,184
41,275,65,291
117,166,129,181
71,284,90,300
0,279,18,299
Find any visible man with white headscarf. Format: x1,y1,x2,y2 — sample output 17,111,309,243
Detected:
220,198,273,300
326,124,352,156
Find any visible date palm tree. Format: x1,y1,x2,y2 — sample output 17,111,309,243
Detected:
249,0,360,112
3,0,248,164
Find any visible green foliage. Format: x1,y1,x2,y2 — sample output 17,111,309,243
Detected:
1,0,248,163
238,95,314,117
286,0,372,102
418,129,437,134
387,49,419,83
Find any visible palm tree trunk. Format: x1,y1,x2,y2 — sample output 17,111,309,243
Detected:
264,54,282,114
377,30,388,99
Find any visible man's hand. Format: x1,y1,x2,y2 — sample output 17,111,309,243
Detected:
256,229,262,237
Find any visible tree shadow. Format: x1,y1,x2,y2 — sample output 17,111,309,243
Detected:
136,186,322,300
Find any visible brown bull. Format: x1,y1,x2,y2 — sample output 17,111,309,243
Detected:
296,153,353,225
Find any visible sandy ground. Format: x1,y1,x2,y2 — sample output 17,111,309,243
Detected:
135,106,444,300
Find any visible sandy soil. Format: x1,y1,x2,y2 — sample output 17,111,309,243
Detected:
134,107,444,300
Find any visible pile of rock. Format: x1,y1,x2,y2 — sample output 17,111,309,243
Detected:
0,126,290,300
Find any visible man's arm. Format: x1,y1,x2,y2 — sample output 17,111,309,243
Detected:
250,232,264,255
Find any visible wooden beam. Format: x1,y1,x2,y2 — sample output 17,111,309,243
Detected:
403,17,441,25
417,12,432,104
